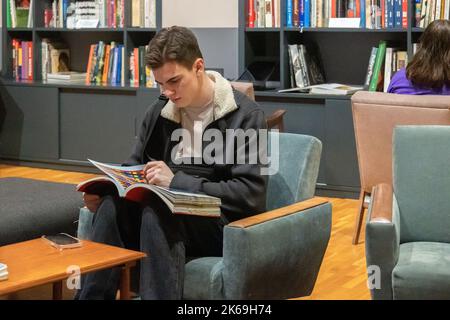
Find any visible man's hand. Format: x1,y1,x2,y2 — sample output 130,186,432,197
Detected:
143,160,174,188
83,193,102,213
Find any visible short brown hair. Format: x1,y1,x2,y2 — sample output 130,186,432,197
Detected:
406,20,450,89
145,26,203,69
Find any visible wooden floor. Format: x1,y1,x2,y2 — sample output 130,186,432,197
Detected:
0,164,370,300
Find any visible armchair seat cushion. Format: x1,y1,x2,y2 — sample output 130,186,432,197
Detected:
393,242,450,300
184,257,224,300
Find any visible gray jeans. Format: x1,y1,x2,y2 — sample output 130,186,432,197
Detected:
74,194,225,300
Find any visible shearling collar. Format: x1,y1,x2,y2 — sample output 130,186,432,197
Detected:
160,71,238,123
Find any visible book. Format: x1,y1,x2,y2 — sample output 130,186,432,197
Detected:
0,263,8,281
364,47,378,89
278,83,362,95
77,159,222,217
46,71,87,83
306,83,364,95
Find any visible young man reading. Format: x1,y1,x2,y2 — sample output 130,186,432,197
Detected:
76,26,267,300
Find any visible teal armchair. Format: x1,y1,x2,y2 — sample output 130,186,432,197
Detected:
365,125,450,300
78,132,332,299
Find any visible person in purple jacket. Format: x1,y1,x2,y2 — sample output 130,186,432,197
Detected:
388,20,450,95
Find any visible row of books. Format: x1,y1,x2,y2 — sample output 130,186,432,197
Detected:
85,41,126,85
247,0,409,29
247,0,282,28
415,0,450,27
11,39,34,81
364,40,408,92
85,41,157,87
43,0,126,29
6,0,34,28
131,0,157,28
129,46,157,87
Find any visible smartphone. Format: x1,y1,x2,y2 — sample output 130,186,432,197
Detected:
42,233,82,250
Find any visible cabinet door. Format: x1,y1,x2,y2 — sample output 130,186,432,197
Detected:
324,99,360,188
59,89,137,164
255,98,326,184
0,85,59,161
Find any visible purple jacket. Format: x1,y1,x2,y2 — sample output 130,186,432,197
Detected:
387,68,450,95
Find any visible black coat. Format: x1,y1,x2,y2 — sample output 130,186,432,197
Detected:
124,90,267,222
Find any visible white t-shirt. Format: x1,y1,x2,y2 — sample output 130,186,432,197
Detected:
175,95,215,160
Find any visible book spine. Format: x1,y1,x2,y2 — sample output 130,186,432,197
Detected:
364,47,378,88
139,46,145,85
22,41,27,80
28,42,33,80
300,0,305,27
293,0,299,26
286,0,293,26
111,47,118,84
304,0,311,27
134,47,140,85
247,0,255,28
402,0,408,28
121,46,125,86
6,0,11,28
12,39,17,80
383,47,393,92
369,41,386,91
265,0,273,27
107,42,116,83
102,45,111,84
360,0,366,27
85,44,95,84
10,0,17,28
18,44,22,81
445,0,450,20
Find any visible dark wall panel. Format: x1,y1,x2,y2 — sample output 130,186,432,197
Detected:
60,89,136,164
0,85,59,160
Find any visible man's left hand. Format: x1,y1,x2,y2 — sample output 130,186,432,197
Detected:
143,160,174,188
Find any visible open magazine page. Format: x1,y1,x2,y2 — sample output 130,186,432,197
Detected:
88,159,146,190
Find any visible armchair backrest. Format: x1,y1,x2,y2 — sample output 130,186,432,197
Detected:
266,132,322,211
230,81,255,101
351,91,450,194
393,125,450,243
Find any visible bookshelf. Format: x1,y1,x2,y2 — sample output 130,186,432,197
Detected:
2,0,162,89
238,0,424,91
238,0,428,197
0,1,163,169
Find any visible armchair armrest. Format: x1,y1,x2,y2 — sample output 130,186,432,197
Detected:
222,197,332,299
228,197,328,228
369,183,393,223
365,183,400,300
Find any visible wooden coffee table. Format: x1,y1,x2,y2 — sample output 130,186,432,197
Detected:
0,238,146,299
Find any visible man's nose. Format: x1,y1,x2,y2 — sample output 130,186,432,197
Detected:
162,87,175,97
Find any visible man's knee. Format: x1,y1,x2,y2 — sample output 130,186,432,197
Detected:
94,195,120,224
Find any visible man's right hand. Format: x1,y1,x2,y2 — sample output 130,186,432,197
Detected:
83,193,102,213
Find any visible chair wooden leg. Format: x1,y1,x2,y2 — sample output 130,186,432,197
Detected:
352,190,367,245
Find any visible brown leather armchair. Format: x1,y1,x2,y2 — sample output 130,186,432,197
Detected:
351,91,450,245
230,81,286,132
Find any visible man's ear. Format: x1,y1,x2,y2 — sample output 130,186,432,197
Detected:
193,58,205,75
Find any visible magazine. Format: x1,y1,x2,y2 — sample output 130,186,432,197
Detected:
76,159,221,217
